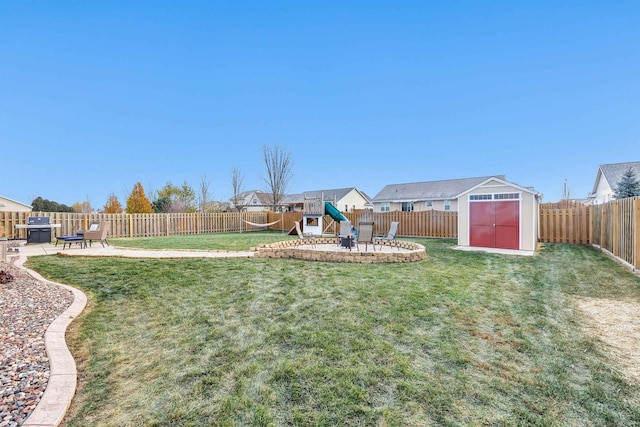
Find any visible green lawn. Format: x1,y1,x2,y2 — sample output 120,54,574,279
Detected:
27,236,640,426
109,231,297,251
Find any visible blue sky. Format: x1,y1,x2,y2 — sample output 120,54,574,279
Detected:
1,1,638,209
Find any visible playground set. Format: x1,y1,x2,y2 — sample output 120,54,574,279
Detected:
295,193,349,237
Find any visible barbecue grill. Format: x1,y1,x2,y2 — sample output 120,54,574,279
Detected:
13,217,61,243
27,217,52,243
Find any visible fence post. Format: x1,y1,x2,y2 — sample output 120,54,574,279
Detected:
588,206,593,245
166,214,170,236
600,206,606,248
634,198,640,270
612,202,619,257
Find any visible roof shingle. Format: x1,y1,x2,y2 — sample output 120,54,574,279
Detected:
372,175,506,202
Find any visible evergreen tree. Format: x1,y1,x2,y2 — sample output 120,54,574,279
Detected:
614,167,640,199
152,195,171,213
103,193,124,213
125,182,153,213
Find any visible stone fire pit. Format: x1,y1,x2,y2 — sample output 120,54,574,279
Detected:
253,237,426,263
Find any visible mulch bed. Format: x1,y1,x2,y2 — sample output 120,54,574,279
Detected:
1,261,73,426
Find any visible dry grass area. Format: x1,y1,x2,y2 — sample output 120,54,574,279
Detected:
574,296,640,383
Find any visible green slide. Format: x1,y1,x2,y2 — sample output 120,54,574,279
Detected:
324,202,349,222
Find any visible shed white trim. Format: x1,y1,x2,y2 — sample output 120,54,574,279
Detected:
457,177,540,198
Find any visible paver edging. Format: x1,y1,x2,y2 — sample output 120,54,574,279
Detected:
254,238,427,263
13,254,87,427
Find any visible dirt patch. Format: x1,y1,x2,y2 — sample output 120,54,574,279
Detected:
573,296,640,383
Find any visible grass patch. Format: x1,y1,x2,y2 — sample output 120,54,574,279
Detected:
27,238,640,426
110,231,297,251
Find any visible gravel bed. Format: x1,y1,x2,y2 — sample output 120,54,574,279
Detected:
0,261,74,427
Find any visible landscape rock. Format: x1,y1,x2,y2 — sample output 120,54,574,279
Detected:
0,261,73,426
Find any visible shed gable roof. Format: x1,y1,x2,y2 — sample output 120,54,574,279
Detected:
372,175,506,202
457,177,541,198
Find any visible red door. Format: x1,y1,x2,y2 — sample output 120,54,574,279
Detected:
469,202,494,248
470,201,519,249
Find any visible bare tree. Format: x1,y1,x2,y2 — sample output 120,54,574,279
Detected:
262,144,293,211
199,174,212,212
231,167,245,212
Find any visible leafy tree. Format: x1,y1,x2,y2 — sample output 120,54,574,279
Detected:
154,181,197,213
31,197,74,212
125,182,153,213
73,200,93,213
262,144,293,211
103,193,123,213
31,197,48,211
614,167,640,199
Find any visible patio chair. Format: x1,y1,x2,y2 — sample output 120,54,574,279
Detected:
82,221,110,248
357,222,375,252
295,221,316,248
377,221,399,250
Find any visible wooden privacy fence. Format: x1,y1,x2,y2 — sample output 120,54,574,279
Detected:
539,206,591,244
1,209,458,240
267,210,458,238
591,198,640,270
539,197,640,270
1,211,272,239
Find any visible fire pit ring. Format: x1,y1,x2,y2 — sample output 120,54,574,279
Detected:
254,237,426,263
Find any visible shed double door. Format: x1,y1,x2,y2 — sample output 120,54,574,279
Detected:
469,201,519,250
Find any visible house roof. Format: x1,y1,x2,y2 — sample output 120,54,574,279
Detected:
232,190,273,206
372,175,506,202
593,161,640,194
281,187,370,205
0,196,32,210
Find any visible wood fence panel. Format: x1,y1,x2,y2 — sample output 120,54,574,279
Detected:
615,198,634,266
539,207,590,244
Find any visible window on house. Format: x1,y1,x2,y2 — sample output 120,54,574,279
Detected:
402,202,414,212
426,201,433,207
444,200,451,211
494,193,519,200
470,194,492,201
380,203,390,212
345,205,349,212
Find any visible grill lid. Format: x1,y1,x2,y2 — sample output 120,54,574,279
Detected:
28,217,51,225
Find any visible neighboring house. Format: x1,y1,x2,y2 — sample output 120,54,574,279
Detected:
229,190,274,212
202,201,231,212
0,196,32,212
371,175,506,212
281,187,372,213
587,161,640,205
